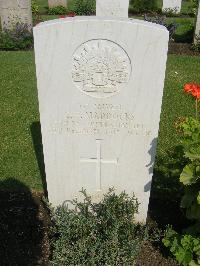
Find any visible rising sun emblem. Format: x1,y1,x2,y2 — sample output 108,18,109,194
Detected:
71,39,131,98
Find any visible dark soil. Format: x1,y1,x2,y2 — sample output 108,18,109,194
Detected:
0,190,181,266
0,190,51,266
168,42,200,56
136,241,178,266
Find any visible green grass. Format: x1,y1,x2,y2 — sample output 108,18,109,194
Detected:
0,52,41,190
35,0,48,14
167,17,195,43
0,52,200,191
40,14,59,20
35,0,76,14
157,55,200,154
181,0,195,15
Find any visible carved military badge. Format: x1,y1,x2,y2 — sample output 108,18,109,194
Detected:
72,39,131,98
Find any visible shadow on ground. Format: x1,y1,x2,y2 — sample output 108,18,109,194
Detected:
0,178,50,265
148,145,190,231
31,121,48,197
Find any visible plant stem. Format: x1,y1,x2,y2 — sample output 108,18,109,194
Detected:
196,98,198,121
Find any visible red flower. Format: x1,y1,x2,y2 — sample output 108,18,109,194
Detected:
192,88,200,99
67,12,75,17
184,83,200,99
184,83,193,93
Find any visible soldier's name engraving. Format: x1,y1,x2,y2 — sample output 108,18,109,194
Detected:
50,104,152,136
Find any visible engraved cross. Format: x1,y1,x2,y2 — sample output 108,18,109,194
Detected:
80,139,118,191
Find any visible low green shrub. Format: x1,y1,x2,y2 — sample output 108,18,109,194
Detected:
48,5,67,15
70,0,95,15
174,23,194,43
50,188,147,265
0,23,33,50
129,0,158,14
163,227,200,266
179,117,200,231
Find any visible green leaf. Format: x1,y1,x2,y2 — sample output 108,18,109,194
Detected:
185,151,200,161
181,192,195,208
180,165,196,185
189,260,199,266
162,238,171,247
197,192,200,205
186,204,200,220
181,235,193,250
175,248,193,266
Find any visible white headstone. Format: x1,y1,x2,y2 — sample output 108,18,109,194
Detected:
162,0,182,13
194,1,200,43
34,16,169,222
96,0,129,18
48,0,67,8
0,0,32,31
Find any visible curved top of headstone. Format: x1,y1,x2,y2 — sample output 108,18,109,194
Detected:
34,16,168,33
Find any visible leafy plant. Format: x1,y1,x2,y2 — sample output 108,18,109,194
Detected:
31,0,39,16
179,118,200,227
50,188,147,265
70,0,95,15
129,0,158,13
174,23,194,43
163,117,200,265
0,23,33,51
163,227,200,266
48,5,67,15
191,0,199,16
31,0,43,26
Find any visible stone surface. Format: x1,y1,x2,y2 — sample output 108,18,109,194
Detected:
96,0,129,18
34,17,169,222
194,1,200,43
162,0,182,13
0,0,32,30
48,0,67,8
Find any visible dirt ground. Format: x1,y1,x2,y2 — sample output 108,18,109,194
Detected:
0,191,50,265
168,42,200,56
